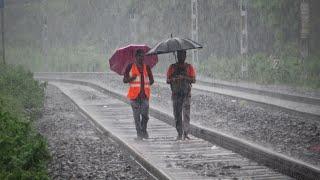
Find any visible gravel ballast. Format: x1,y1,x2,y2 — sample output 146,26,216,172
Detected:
35,84,153,180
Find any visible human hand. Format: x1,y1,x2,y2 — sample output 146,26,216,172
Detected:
172,76,183,81
130,76,137,81
176,75,185,80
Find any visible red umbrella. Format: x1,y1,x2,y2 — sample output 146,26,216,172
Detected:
109,44,158,75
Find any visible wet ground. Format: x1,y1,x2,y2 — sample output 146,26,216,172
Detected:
94,73,320,167
35,84,153,180
34,72,320,167
48,82,292,180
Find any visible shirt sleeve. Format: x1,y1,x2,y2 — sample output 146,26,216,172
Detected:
188,64,196,78
123,64,132,83
167,65,174,80
146,65,154,85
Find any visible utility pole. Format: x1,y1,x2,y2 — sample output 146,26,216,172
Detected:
1,0,5,65
300,0,310,61
191,0,198,68
129,8,137,43
240,0,248,56
240,0,248,76
41,0,48,71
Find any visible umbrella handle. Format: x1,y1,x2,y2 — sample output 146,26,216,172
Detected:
173,52,177,62
170,33,177,62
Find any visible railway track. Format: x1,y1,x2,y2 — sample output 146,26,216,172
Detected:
35,72,320,118
153,74,320,106
35,73,320,180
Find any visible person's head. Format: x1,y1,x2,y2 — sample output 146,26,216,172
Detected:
177,50,186,63
135,49,144,65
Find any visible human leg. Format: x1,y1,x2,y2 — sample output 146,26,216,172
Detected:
130,99,143,139
172,95,183,139
140,99,149,139
182,96,191,140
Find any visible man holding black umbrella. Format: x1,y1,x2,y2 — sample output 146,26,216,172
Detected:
123,49,154,140
146,36,201,140
167,50,196,140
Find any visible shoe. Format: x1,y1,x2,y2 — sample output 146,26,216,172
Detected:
183,134,190,140
176,135,182,140
135,136,143,141
142,131,149,139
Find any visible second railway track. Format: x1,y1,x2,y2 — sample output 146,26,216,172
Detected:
35,72,320,118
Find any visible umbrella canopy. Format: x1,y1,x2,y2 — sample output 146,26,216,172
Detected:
109,44,158,75
146,37,202,55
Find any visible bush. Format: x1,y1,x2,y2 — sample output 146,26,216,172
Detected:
0,65,45,119
0,65,50,179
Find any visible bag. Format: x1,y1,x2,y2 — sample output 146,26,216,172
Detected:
170,63,191,97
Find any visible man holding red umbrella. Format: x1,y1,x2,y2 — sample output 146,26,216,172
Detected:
123,49,154,140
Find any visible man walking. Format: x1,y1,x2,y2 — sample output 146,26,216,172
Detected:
167,50,196,140
123,49,154,140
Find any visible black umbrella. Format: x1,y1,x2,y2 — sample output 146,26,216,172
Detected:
146,37,202,55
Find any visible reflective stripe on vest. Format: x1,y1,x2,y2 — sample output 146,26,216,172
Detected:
127,64,151,100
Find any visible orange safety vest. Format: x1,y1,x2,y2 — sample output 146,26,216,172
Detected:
127,63,150,100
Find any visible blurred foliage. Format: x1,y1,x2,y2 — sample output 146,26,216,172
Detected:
0,65,50,179
7,45,105,72
4,0,320,88
200,54,320,88
249,0,300,55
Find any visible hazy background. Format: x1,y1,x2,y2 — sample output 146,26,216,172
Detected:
3,0,320,88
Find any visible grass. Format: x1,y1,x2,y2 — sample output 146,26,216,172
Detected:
198,54,320,89
6,45,107,72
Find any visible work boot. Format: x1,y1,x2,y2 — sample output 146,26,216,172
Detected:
176,134,182,140
183,132,190,140
135,132,143,141
142,131,149,139
135,136,143,141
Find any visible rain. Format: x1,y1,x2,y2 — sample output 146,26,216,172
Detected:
1,0,320,179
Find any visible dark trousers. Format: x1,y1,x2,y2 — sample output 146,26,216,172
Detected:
130,98,149,137
172,95,191,136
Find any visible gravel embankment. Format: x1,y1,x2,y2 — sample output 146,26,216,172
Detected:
35,84,153,180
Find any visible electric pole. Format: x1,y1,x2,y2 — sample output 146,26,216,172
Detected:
240,0,248,76
129,8,137,43
191,0,198,68
300,0,310,61
1,0,5,65
41,0,48,71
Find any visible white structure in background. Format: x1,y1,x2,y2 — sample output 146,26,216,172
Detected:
191,0,198,67
1,0,5,65
240,0,248,75
240,0,248,56
41,0,48,71
129,8,138,43
300,0,310,60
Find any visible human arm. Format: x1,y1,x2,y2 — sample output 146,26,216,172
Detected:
123,64,137,83
146,65,154,85
178,75,195,83
178,64,196,83
166,65,174,84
